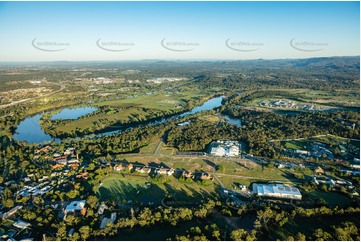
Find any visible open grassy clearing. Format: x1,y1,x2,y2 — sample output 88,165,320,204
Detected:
198,114,221,123
116,156,215,174
216,159,288,179
93,86,209,110
282,140,311,150
138,139,159,154
51,107,152,133
244,89,359,108
158,146,176,156
93,93,182,111
44,87,216,135
118,153,317,182
96,173,218,205
217,176,259,188
307,190,353,206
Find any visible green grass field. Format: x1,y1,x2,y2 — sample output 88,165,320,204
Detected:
44,87,215,135
244,88,359,108
115,154,313,192
93,93,181,110
96,173,218,205
282,140,310,150
307,191,353,206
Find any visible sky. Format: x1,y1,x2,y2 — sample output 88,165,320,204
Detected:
0,1,359,61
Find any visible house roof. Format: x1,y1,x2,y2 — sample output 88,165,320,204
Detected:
13,220,31,229
65,200,86,212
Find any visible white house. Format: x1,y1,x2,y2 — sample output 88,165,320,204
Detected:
13,220,31,229
65,200,86,214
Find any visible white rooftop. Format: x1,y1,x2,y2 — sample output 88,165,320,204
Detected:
13,220,31,229
252,183,302,200
65,200,86,213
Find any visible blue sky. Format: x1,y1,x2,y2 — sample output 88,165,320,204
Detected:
0,1,359,61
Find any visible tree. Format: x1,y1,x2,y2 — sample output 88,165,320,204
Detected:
66,190,78,199
221,208,232,216
86,195,99,209
71,232,80,241
87,163,96,171
313,228,333,241
237,204,247,215
287,236,295,241
56,223,67,240
194,207,207,218
3,199,14,208
212,230,221,241
79,226,91,241
295,232,306,241
256,207,274,231
23,211,37,220
190,226,202,235
230,229,247,241
333,221,359,241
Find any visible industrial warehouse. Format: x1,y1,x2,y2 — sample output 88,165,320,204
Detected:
252,183,302,200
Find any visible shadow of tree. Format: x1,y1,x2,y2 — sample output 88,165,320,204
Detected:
202,159,217,168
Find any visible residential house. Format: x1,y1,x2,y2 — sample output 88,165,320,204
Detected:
13,220,31,229
2,206,22,219
69,163,79,170
114,163,127,171
52,163,65,170
167,168,175,176
76,172,89,180
36,145,52,154
135,166,143,173
100,212,117,229
64,200,86,215
67,159,79,164
4,180,15,186
199,172,213,180
180,170,193,179
54,156,67,163
97,204,108,215
140,167,151,174
156,168,169,175
64,147,75,156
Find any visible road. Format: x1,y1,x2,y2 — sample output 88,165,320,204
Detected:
153,131,169,156
0,84,65,109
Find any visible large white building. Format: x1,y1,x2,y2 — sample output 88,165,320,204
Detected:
209,140,240,157
252,183,302,200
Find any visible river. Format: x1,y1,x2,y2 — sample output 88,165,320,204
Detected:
13,96,241,144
